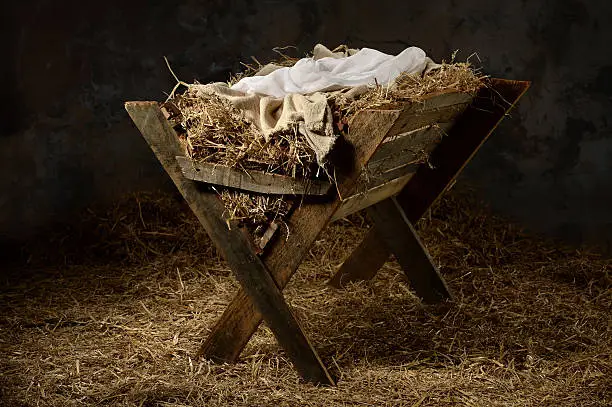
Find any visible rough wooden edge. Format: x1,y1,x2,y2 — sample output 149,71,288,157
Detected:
176,156,332,196
330,174,413,222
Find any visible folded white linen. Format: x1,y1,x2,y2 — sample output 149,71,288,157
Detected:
230,46,431,98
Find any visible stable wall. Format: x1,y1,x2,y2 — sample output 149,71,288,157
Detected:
2,0,611,252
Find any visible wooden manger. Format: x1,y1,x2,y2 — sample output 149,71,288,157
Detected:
125,78,530,385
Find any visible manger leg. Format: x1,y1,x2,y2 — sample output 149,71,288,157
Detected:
367,197,451,303
196,203,342,364
198,110,403,364
328,230,388,288
328,79,531,287
223,230,336,384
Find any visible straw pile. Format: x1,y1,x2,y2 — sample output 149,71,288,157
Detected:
1,188,610,406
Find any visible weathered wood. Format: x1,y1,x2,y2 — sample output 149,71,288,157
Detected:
125,101,335,384
338,96,472,197
387,93,473,139
258,222,279,250
331,174,412,222
331,121,459,222
367,197,452,303
360,162,420,190
328,229,387,287
176,156,332,195
198,109,402,364
329,79,531,291
370,121,455,171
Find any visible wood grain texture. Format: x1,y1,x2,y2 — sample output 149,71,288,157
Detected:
330,174,412,222
367,197,452,303
176,156,332,195
384,95,471,140
329,79,531,293
370,121,455,172
198,109,402,364
125,102,335,384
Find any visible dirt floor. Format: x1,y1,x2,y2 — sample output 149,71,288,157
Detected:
1,189,610,406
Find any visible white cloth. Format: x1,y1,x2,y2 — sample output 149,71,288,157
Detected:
195,45,437,164
230,46,432,98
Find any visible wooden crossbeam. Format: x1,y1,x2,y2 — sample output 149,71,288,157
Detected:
329,79,531,294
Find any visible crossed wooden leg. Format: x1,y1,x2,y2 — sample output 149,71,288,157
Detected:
328,79,531,299
126,102,402,384
366,197,452,303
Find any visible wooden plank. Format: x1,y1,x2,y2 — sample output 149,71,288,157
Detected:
125,101,335,384
361,162,420,189
362,122,455,188
383,91,472,137
371,121,455,168
329,79,531,292
337,96,472,197
331,174,412,222
198,109,402,364
176,156,332,196
367,197,452,303
332,120,459,222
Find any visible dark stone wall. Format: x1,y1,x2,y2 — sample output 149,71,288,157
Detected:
2,0,612,251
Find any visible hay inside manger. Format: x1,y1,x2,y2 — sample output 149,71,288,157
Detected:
335,62,486,118
170,92,318,179
166,57,486,237
218,189,292,245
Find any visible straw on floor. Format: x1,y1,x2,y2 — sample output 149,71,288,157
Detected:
1,187,609,406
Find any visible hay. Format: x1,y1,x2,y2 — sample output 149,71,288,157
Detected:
2,188,610,406
227,48,302,87
335,62,486,119
167,57,484,238
218,189,292,241
170,91,317,179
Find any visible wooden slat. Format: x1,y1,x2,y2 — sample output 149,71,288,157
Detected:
125,101,335,384
332,120,459,222
331,174,412,222
367,197,452,303
371,121,455,168
176,156,332,195
197,109,403,364
383,91,472,137
361,163,420,189
329,79,531,292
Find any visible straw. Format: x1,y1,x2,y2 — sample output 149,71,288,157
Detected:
2,188,610,406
